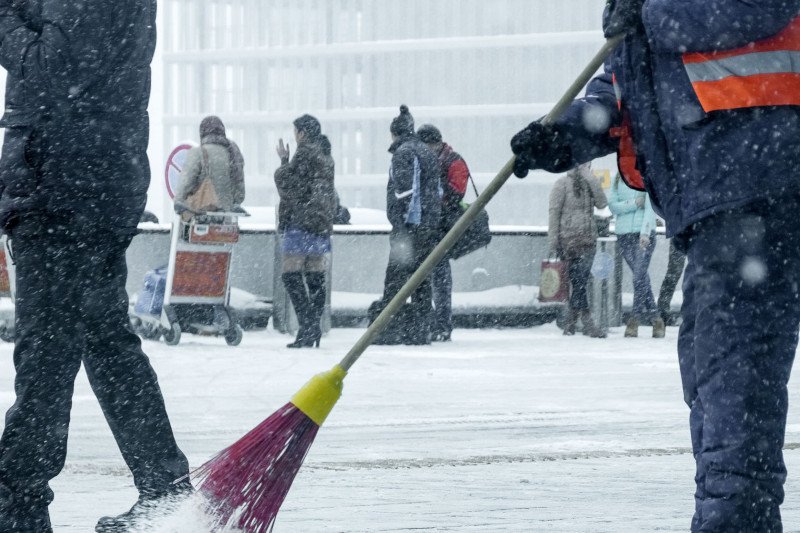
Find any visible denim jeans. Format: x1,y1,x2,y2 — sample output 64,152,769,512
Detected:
617,231,658,321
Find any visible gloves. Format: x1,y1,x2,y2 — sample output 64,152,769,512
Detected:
603,0,645,38
510,121,572,178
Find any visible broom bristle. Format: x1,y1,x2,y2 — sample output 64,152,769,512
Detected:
193,402,320,532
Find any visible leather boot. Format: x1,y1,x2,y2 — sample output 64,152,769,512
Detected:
624,318,639,338
304,271,326,348
562,307,579,336
580,310,606,338
282,272,314,348
652,317,666,339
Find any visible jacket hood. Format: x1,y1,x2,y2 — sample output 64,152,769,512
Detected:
388,133,417,154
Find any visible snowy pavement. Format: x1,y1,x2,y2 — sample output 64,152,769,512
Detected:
4,325,800,532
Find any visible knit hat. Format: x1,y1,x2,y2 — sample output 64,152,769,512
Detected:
200,115,226,138
293,114,322,139
390,105,415,136
417,124,442,144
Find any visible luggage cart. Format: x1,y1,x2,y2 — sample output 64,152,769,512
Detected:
156,210,246,346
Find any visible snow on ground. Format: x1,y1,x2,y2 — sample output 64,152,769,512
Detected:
4,325,800,531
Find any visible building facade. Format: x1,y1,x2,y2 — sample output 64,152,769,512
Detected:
160,0,607,223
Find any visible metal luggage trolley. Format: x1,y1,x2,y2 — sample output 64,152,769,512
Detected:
159,210,247,346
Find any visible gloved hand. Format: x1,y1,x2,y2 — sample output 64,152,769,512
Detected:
603,0,645,38
510,121,571,178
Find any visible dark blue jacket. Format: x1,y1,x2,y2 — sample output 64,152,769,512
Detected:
387,134,442,231
552,1,800,237
0,0,156,230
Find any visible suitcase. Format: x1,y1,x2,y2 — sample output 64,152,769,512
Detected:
135,267,168,316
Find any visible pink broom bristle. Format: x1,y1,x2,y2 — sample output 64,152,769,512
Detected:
192,403,320,532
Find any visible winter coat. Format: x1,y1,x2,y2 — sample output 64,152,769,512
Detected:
548,169,608,259
434,143,470,204
274,136,337,236
176,138,245,212
0,1,157,230
608,177,656,236
387,134,441,231
548,2,800,238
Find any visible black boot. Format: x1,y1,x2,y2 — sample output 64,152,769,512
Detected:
304,272,326,348
95,483,193,532
282,272,315,348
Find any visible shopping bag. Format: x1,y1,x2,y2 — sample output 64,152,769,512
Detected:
538,259,569,303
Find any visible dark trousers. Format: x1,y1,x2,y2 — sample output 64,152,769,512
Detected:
381,227,436,342
618,232,658,321
679,200,800,532
432,258,453,335
566,250,594,311
657,239,687,320
0,216,189,508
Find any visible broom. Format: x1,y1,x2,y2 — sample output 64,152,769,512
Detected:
191,34,625,533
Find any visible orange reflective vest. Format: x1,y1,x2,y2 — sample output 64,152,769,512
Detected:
682,16,800,113
609,74,646,192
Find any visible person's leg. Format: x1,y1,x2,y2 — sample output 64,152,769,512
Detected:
282,255,311,346
687,203,800,532
571,250,605,338
617,233,640,336
658,240,687,321
431,259,453,340
0,218,81,529
408,228,435,344
303,255,327,346
633,231,658,322
78,231,189,498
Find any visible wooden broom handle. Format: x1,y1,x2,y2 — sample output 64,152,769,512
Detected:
339,34,624,373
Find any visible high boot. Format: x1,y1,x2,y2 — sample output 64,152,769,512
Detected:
282,272,313,348
580,310,606,338
304,271,326,348
652,317,666,339
562,307,579,336
624,318,639,338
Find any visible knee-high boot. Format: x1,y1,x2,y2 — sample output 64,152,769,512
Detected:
282,272,313,348
304,272,326,348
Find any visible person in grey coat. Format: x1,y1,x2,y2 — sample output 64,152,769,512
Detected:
548,162,608,338
176,116,245,213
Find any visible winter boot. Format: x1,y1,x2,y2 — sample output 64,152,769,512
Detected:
282,272,313,348
580,310,606,338
624,318,639,338
95,483,193,532
304,271,327,348
652,317,666,339
562,307,579,336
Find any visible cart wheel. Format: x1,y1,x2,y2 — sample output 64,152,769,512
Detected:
224,325,243,347
164,324,182,346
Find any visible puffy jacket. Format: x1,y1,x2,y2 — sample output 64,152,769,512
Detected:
608,177,656,236
387,134,442,230
274,135,337,236
548,1,800,238
548,168,608,258
435,143,470,203
0,1,157,229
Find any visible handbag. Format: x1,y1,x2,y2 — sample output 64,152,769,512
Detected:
443,175,492,260
185,147,221,214
538,258,569,303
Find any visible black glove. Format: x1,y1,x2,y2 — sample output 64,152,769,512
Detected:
510,121,572,178
603,0,645,38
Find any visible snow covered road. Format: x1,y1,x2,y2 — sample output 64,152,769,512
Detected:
4,325,800,531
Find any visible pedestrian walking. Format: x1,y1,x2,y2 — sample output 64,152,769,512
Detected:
510,1,800,529
548,163,608,338
608,174,663,338
0,3,191,531
274,114,337,348
417,124,472,342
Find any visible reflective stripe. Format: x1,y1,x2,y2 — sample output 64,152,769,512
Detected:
684,50,800,83
683,15,800,112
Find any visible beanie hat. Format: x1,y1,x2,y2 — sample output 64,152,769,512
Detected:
293,114,322,139
200,115,226,138
390,105,415,136
417,124,442,144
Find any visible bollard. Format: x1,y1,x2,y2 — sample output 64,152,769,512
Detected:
589,236,623,331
